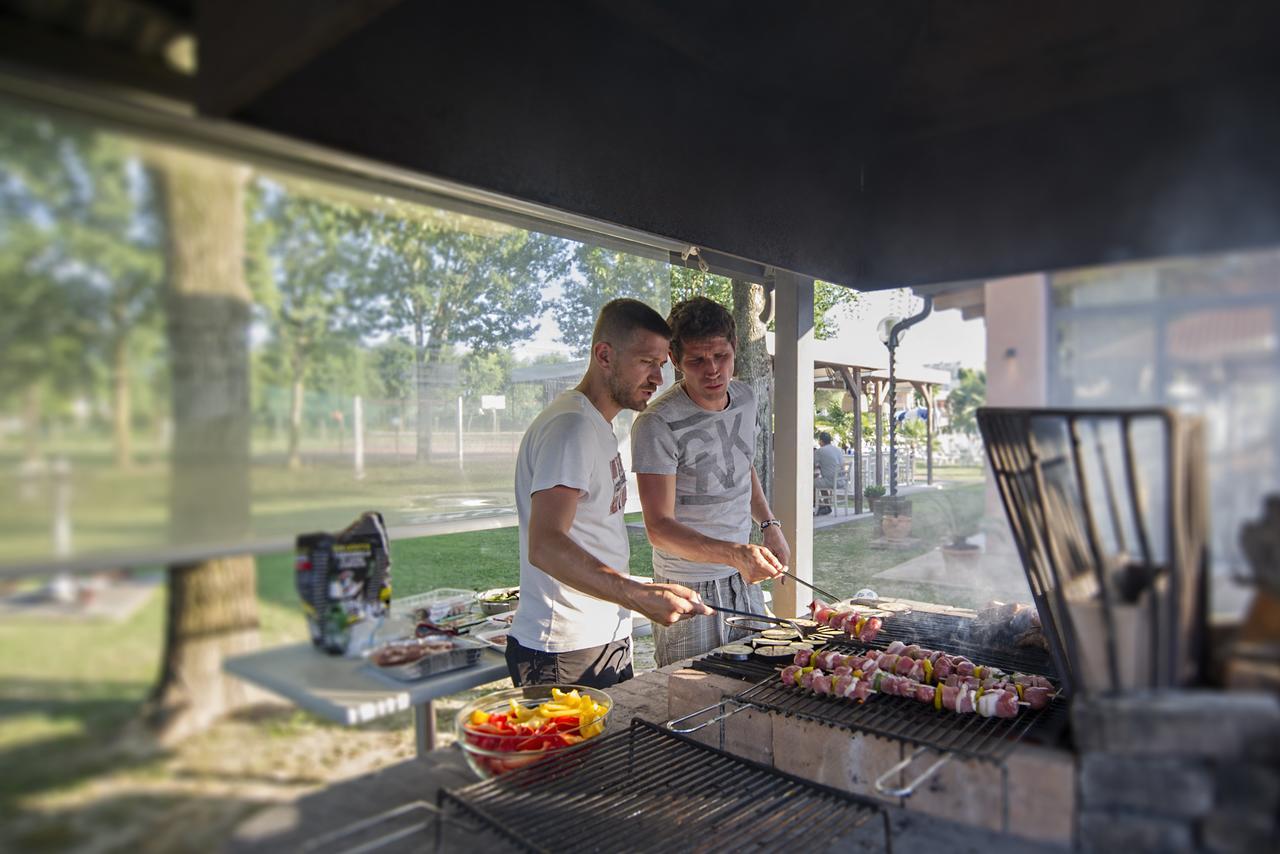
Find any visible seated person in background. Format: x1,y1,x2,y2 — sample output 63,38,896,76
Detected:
814,431,844,515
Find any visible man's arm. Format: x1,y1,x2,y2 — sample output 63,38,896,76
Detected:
750,467,791,569
527,485,713,625
636,474,784,583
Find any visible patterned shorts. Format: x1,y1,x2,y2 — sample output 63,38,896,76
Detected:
652,572,767,668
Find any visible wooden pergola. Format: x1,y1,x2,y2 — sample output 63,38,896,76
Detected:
766,334,948,516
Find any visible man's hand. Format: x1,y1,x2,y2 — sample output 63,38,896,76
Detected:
762,525,791,572
731,543,785,584
628,582,715,626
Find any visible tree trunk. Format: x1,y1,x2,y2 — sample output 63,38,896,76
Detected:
147,148,260,745
732,279,773,502
287,348,304,469
22,383,41,465
111,328,132,469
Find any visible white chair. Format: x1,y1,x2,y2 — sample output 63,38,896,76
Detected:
814,464,834,515
833,458,855,515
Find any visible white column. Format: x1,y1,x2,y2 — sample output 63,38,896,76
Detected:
353,396,366,480
773,272,815,618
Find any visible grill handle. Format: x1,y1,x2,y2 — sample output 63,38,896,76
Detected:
873,746,952,798
665,698,752,734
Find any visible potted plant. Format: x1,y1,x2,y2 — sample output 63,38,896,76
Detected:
939,498,982,571
879,494,913,542
863,483,886,513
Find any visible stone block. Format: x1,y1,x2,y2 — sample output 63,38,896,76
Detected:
665,668,737,750
1077,810,1196,853
1072,691,1280,758
1079,755,1214,816
1213,762,1280,815
1006,744,1076,844
722,706,774,766
904,752,1005,832
770,715,903,803
1200,808,1279,854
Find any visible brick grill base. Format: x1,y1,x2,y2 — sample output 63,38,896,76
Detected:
667,668,1076,844
1072,691,1280,854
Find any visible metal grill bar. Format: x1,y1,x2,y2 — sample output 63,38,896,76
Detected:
440,719,892,854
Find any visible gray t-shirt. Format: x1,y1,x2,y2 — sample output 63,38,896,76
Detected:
815,442,844,488
631,379,757,582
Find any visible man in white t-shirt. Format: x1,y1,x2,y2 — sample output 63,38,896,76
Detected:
507,299,714,688
632,297,791,666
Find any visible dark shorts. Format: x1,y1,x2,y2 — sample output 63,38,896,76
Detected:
504,635,634,689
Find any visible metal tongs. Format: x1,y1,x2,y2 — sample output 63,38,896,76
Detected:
774,567,843,604
703,603,824,639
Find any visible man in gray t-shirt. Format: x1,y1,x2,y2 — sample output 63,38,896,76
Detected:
632,297,791,666
814,431,844,515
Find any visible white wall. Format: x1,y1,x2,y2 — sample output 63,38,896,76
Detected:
984,273,1049,407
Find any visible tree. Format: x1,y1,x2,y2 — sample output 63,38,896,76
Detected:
558,246,669,356
57,138,164,469
371,337,415,456
947,368,987,435
815,392,858,449
732,279,773,500
0,110,162,467
366,207,569,461
146,148,259,744
251,183,373,468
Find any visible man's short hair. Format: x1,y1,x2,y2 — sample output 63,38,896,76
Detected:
667,297,736,363
592,298,671,349
818,431,832,444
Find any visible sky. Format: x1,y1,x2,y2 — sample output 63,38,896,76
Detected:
513,282,988,370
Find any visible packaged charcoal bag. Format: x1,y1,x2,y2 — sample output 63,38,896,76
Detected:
295,511,392,655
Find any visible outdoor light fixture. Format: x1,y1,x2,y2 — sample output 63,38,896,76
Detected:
878,298,934,497
876,315,902,347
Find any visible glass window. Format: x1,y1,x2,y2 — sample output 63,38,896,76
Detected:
1051,248,1280,612
0,97,675,571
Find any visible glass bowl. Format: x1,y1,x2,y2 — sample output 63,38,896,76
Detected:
455,684,612,779
476,587,520,616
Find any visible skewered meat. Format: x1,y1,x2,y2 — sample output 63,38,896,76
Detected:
807,600,883,643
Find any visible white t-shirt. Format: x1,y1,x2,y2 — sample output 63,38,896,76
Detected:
509,391,632,653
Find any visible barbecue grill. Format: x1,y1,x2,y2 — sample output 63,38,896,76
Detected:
679,623,1069,828
685,640,1066,758
439,718,893,853
692,607,1057,684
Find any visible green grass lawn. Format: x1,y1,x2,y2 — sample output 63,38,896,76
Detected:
811,482,992,609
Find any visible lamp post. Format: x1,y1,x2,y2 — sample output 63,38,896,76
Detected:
877,297,934,498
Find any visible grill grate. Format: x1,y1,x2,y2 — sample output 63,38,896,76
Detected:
439,718,892,854
691,609,1056,683
728,640,1068,763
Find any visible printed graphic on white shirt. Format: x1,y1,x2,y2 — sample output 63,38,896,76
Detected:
608,452,627,514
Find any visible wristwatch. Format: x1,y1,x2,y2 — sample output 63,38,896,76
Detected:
759,519,782,531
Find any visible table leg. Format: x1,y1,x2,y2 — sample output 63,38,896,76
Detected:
415,699,436,756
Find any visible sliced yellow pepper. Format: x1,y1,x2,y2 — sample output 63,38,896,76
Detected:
922,658,934,683
934,685,943,711
470,710,491,725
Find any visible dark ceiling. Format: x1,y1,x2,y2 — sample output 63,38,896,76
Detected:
5,0,1280,288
